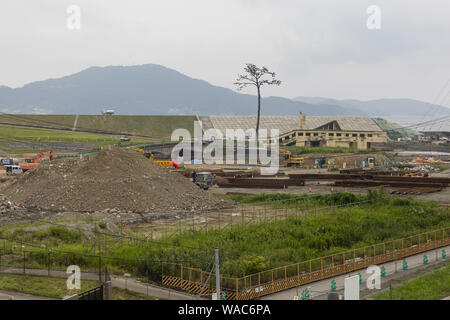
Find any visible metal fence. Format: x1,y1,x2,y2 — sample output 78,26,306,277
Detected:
63,285,103,300
0,194,373,260
130,194,373,242
162,226,450,300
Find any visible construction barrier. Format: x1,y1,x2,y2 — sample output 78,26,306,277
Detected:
162,227,450,300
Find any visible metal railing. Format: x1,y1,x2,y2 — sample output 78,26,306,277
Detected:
162,227,450,300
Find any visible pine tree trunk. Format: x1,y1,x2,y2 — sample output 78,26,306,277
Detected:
256,85,261,145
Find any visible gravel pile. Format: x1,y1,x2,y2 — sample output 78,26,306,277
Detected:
0,147,231,213
0,194,22,214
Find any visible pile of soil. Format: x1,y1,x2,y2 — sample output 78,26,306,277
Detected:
0,147,231,213
0,194,22,214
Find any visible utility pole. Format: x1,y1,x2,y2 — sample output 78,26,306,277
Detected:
215,248,221,300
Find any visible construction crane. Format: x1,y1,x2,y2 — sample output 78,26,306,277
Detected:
19,151,54,171
127,147,180,168
279,149,304,167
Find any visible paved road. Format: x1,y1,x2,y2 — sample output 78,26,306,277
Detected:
0,267,195,300
261,244,450,300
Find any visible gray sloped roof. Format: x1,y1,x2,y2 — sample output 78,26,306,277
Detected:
199,115,383,133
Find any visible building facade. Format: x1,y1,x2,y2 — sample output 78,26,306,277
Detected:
198,114,388,150
277,114,387,149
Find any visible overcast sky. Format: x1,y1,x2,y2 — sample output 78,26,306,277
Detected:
1,0,450,105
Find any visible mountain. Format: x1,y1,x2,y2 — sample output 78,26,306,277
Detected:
3,64,448,118
294,96,450,118
0,64,363,116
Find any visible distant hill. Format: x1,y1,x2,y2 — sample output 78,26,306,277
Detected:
294,96,450,118
2,64,448,119
0,64,363,116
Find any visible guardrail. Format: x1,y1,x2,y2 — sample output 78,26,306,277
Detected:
162,227,450,300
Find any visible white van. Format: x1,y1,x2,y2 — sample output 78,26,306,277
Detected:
6,165,23,176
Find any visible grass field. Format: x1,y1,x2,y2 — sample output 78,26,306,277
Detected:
0,123,171,155
0,124,125,145
0,273,158,299
373,261,450,300
2,192,449,280
0,114,196,138
0,273,96,298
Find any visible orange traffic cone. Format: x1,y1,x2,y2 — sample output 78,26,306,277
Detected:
309,187,312,193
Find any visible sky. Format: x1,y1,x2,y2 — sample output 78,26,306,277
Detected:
1,0,450,106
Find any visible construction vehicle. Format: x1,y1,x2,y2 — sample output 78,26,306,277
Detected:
19,151,54,172
5,165,23,176
313,157,326,168
365,157,375,168
414,157,436,165
128,147,152,159
193,171,213,190
279,149,304,167
127,147,180,168
1,158,18,166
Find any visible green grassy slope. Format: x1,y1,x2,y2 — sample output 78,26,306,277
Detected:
0,114,196,138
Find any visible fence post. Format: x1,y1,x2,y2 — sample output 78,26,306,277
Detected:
99,256,102,283
48,251,51,276
258,272,261,289
230,212,233,231
150,219,153,240
23,251,26,274
236,278,239,300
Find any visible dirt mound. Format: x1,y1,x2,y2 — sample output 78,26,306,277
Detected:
0,147,230,213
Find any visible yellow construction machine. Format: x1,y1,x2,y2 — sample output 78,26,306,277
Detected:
279,149,304,167
127,147,180,168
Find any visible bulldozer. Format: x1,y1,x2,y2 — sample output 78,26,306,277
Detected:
127,147,180,168
279,149,304,167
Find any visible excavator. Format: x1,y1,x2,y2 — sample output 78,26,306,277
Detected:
19,151,54,172
127,147,180,168
279,149,304,167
